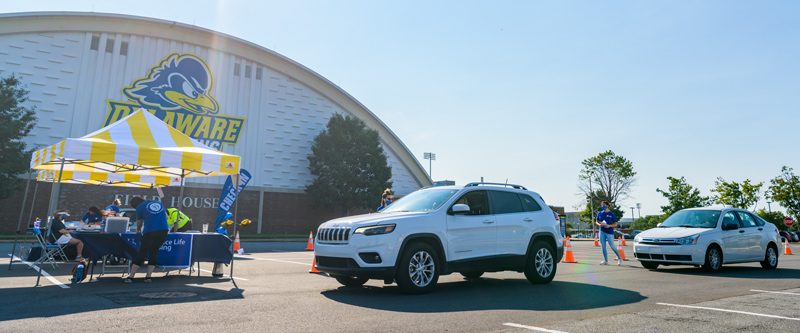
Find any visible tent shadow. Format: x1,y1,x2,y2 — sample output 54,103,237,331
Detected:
321,279,646,313
0,275,243,322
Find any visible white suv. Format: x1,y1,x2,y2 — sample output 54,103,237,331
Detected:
313,182,563,294
634,207,781,272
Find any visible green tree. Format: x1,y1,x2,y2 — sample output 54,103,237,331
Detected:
768,166,800,219
656,176,711,215
0,75,37,199
630,214,666,231
306,114,392,215
756,209,789,232
579,150,637,206
711,177,762,210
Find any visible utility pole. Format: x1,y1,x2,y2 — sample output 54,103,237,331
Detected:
636,203,641,218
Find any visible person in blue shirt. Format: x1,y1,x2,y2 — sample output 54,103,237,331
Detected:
104,199,122,217
81,206,103,226
124,196,169,283
595,201,622,266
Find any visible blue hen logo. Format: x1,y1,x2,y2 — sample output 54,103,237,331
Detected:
124,53,219,114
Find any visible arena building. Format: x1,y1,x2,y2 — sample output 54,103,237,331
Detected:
0,12,431,234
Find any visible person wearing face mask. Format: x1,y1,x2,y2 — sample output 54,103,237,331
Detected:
377,188,394,212
595,201,622,266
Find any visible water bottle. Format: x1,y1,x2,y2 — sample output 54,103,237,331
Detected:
33,218,41,229
73,263,85,284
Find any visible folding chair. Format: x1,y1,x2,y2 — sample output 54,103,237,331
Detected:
31,223,68,270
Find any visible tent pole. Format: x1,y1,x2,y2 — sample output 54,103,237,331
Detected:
229,173,240,288
8,171,33,270
46,158,66,219
176,170,185,232
27,180,40,230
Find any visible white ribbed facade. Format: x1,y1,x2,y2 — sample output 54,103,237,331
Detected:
0,12,430,195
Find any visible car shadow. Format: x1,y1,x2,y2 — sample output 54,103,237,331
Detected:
321,278,646,312
649,265,800,279
0,275,244,321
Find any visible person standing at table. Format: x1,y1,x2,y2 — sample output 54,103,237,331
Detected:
104,198,122,217
166,207,192,232
124,197,169,283
81,206,103,226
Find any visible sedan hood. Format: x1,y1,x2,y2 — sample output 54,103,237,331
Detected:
639,227,711,239
320,211,427,228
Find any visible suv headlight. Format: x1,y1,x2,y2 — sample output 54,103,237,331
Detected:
634,235,642,243
354,224,396,236
676,235,699,245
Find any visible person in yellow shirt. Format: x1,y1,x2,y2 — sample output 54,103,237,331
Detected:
166,207,192,232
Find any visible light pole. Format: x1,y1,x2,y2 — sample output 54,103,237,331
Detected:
636,203,641,219
765,190,772,213
588,169,596,238
630,207,636,226
423,152,436,180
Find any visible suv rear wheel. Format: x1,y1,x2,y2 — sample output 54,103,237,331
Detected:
395,242,440,294
524,241,556,284
334,275,369,287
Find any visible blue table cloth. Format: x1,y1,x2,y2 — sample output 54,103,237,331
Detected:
72,232,232,266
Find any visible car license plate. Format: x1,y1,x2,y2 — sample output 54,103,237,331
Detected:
651,247,662,254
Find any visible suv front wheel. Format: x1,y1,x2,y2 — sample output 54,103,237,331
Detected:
395,242,440,294
524,241,557,284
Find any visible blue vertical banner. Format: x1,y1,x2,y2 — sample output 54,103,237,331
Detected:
214,169,252,229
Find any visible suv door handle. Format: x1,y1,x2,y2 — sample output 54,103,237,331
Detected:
758,228,763,231
523,218,533,222
482,220,495,224
739,230,745,233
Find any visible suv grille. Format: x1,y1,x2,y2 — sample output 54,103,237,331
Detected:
317,227,351,243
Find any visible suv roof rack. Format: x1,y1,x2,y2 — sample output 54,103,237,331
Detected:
464,182,527,190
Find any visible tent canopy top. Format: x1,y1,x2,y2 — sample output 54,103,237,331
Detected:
30,109,240,178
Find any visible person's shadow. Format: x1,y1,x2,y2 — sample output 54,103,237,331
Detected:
322,278,646,313
0,275,244,322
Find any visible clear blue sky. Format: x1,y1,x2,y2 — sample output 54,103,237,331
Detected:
4,1,799,216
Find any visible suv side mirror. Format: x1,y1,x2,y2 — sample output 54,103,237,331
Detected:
656,223,662,228
451,204,470,215
722,221,739,231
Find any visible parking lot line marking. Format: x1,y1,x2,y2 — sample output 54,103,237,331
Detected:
197,268,249,281
11,255,69,289
657,303,800,321
750,289,800,296
503,323,568,333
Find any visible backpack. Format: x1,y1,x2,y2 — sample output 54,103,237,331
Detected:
71,259,90,284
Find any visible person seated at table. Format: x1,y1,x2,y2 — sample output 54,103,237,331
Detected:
124,196,169,283
166,207,192,232
49,212,84,261
81,206,103,226
103,199,122,217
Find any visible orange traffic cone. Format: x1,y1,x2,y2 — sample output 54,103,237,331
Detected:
562,238,578,263
305,230,314,251
233,231,241,253
785,238,794,255
309,256,321,273
594,238,600,247
620,234,627,246
617,237,628,261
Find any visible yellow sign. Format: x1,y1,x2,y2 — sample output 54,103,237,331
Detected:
105,53,245,149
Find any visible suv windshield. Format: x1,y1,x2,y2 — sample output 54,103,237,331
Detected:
660,210,720,228
381,189,458,213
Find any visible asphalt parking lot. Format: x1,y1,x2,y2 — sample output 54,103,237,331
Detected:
1,241,799,332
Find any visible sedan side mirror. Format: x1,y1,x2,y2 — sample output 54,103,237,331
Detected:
722,222,739,231
656,223,662,228
451,204,470,215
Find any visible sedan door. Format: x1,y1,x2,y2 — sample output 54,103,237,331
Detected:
445,190,497,261
735,211,765,261
719,211,746,262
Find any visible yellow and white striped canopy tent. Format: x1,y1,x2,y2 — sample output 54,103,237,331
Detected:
36,170,180,188
30,109,240,178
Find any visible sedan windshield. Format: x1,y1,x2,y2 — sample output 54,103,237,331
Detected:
660,210,720,228
381,189,458,213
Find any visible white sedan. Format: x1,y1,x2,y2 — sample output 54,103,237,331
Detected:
633,207,781,272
